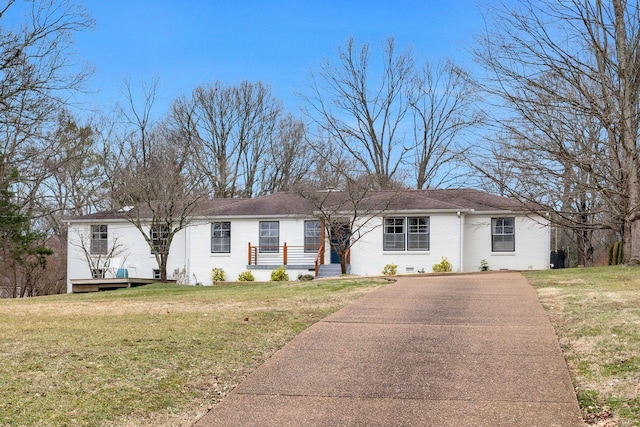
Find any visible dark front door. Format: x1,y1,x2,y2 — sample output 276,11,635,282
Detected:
330,223,351,264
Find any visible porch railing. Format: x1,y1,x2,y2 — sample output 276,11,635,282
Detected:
314,243,325,277
247,242,319,266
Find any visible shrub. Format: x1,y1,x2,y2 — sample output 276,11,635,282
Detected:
297,273,314,281
270,266,289,281
479,259,489,271
382,263,397,276
238,270,255,281
609,241,624,265
432,257,453,273
211,268,225,284
617,240,624,264
608,244,614,265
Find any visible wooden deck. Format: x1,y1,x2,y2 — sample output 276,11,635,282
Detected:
70,278,171,293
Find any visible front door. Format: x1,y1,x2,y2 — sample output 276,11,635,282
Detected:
330,223,351,264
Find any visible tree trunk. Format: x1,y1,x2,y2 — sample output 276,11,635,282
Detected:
623,136,640,264
340,255,347,275
160,254,168,282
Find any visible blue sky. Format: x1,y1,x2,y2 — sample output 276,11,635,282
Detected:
74,0,490,116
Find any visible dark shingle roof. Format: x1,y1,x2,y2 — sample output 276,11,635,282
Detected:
68,189,534,221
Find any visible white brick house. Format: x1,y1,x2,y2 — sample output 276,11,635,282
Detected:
66,189,550,291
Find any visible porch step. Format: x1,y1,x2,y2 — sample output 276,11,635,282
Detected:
317,264,348,279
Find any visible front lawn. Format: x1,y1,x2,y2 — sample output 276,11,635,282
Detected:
525,267,640,426
0,278,388,426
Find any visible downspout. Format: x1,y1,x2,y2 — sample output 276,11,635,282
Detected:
547,212,552,270
66,221,72,293
185,225,191,284
457,212,463,272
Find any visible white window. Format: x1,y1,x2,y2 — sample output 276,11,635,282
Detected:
384,218,405,251
211,222,231,253
407,217,430,251
384,217,430,251
151,225,169,254
259,221,279,253
492,217,515,252
90,225,108,255
304,220,322,253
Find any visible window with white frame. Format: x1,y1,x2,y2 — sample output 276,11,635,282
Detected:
304,220,322,253
151,225,169,254
384,217,429,251
90,224,108,255
407,217,430,251
492,217,515,252
91,268,105,279
384,218,405,251
259,221,279,253
211,222,231,253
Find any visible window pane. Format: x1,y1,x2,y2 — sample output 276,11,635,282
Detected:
383,218,405,251
90,224,108,255
492,217,515,252
211,222,231,253
304,220,321,253
151,225,169,254
407,217,429,251
259,221,279,253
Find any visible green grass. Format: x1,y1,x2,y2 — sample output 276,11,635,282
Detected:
525,266,640,426
0,278,388,426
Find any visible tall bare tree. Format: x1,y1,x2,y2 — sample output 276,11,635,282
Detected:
0,0,93,297
301,37,413,189
170,81,296,198
259,114,313,194
408,60,482,189
294,176,399,274
301,37,479,189
108,82,204,282
0,0,93,203
473,0,640,264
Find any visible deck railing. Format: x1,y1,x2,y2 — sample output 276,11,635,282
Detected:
247,242,319,266
314,243,325,276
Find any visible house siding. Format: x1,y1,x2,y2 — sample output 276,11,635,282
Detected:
65,191,550,291
67,222,187,292
349,214,464,275
462,214,550,272
188,217,319,284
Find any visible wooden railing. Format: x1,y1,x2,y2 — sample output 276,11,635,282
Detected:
247,242,319,266
314,243,325,277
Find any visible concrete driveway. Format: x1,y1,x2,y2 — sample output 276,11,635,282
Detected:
194,272,584,426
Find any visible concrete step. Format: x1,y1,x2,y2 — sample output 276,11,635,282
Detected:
317,264,348,278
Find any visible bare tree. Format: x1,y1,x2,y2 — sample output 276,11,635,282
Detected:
0,0,93,203
38,110,106,231
0,0,93,297
111,126,203,282
294,174,400,274
301,37,413,189
301,37,480,189
258,114,313,194
107,82,204,281
171,81,290,198
70,230,128,279
408,60,483,189
473,0,640,264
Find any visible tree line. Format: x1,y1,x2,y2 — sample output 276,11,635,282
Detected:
2,0,639,295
